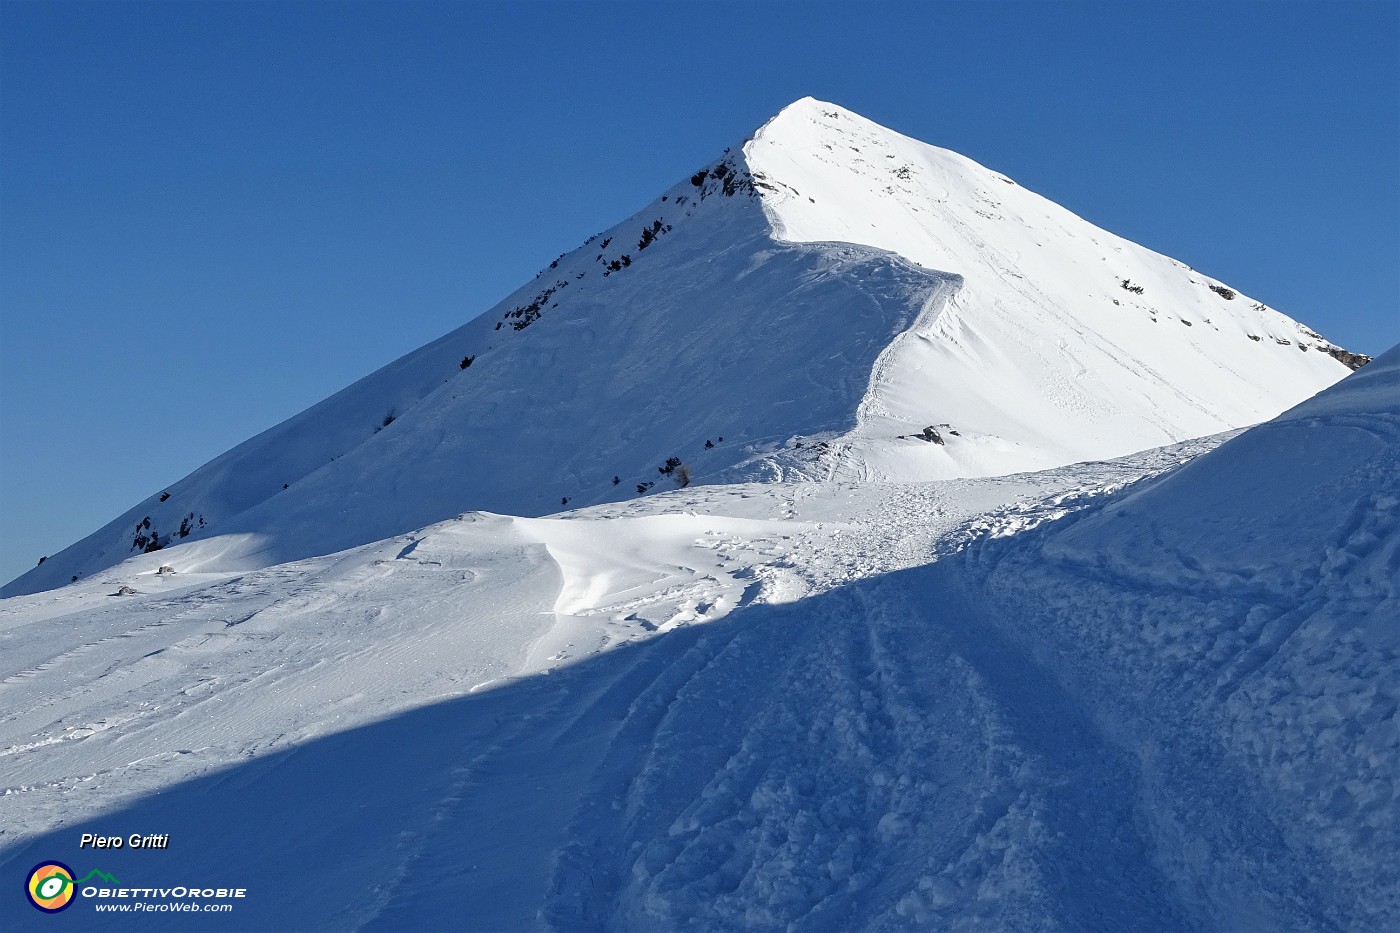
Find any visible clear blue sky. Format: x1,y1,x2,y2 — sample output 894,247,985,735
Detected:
2,1,1396,586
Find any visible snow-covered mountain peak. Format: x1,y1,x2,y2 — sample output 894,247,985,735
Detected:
2,100,1364,597
736,98,1365,481
2,90,1392,930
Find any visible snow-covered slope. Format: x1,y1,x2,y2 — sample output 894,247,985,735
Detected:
4,98,1359,600
748,100,1366,481
932,344,1400,930
2,345,1393,929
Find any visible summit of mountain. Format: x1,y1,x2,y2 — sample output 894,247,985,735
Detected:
2,98,1361,596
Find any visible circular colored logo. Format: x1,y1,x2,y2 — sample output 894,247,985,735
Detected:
26,861,76,913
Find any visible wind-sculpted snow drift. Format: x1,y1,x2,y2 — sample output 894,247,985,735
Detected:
4,98,1359,597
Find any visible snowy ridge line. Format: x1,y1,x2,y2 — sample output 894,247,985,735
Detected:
4,99,1358,598
742,98,1354,482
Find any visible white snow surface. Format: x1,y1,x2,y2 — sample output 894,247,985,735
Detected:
747,100,1355,483
2,99,1392,930
3,98,1354,598
1,346,1396,929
